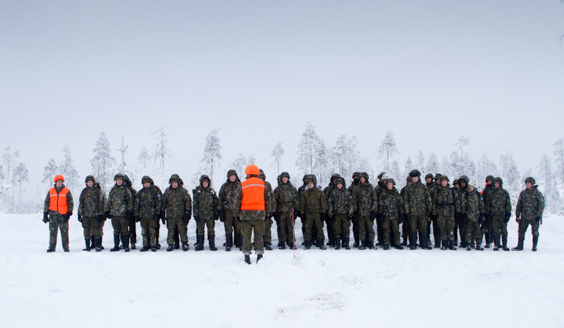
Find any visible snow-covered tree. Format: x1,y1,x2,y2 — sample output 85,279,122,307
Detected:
153,126,174,187
457,136,470,160
553,138,564,187
247,155,256,165
137,147,151,172
313,138,330,185
296,122,320,175
538,153,560,213
378,131,399,170
200,129,222,187
402,156,413,179
270,142,284,175
230,153,247,178
42,158,58,185
500,152,521,205
331,135,361,183
426,153,439,175
476,154,499,187
91,132,116,193
416,151,425,173
389,160,401,181
59,144,80,192
3,147,12,187
13,162,28,204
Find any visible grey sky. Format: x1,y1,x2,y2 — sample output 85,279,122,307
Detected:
1,1,563,195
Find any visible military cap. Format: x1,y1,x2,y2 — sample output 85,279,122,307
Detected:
525,177,536,185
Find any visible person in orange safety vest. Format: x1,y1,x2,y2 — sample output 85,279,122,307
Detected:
43,174,74,252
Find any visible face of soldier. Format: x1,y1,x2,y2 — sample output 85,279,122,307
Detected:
469,185,475,191
87,180,93,188
202,180,209,188
387,182,393,190
360,177,366,184
143,182,150,188
229,175,236,182
526,182,533,189
116,179,123,186
171,181,178,188
494,182,500,188
426,178,432,184
436,179,441,185
337,183,343,190
56,180,63,187
282,177,288,183
460,182,467,188
454,184,459,189
308,182,315,189
412,176,419,183
487,180,492,186
441,180,448,187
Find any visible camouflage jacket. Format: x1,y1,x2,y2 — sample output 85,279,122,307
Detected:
347,182,359,196
105,184,132,217
481,184,494,202
328,187,354,217
352,182,378,216
264,180,276,213
300,187,328,215
44,184,75,215
78,186,104,217
162,186,192,219
378,187,403,220
403,181,432,216
466,189,485,221
323,183,335,199
273,182,299,212
516,187,545,220
432,185,456,217
193,186,219,220
485,187,511,216
134,186,162,220
219,179,242,212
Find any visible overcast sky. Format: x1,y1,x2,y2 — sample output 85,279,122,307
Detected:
1,1,563,196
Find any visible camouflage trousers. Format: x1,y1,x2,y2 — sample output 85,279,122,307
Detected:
196,218,215,237
358,215,375,243
402,219,410,241
82,216,101,238
167,217,188,245
409,214,428,234
275,211,294,244
264,216,273,243
49,215,69,250
381,217,400,245
128,217,137,244
428,216,440,245
326,215,335,241
241,210,265,255
454,215,464,242
518,219,540,237
140,217,158,247
464,220,482,243
303,213,325,242
223,210,241,235
482,215,493,236
94,218,106,237
332,214,350,238
111,216,129,236
438,214,455,241
492,215,508,235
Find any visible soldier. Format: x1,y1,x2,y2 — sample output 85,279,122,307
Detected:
375,172,387,247
348,172,361,247
427,173,442,248
453,179,460,190
91,179,107,250
273,172,299,249
513,177,545,252
300,175,328,250
259,169,276,251
105,173,133,252
423,173,436,249
481,175,495,248
296,174,310,245
485,177,512,251
134,176,162,252
378,178,405,250
237,164,271,264
147,177,164,249
323,174,342,248
454,176,471,248
162,174,191,251
404,170,432,250
43,175,74,252
434,176,456,250
464,181,485,251
123,175,138,250
400,176,412,246
77,175,104,252
219,170,243,251
327,177,354,250
352,172,377,250
193,175,219,251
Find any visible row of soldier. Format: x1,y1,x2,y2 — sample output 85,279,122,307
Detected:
43,168,544,253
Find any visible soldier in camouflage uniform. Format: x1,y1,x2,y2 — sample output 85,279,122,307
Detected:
375,172,388,247
146,177,164,249
43,175,74,252
485,177,512,251
273,172,299,249
219,169,243,251
89,179,107,250
463,181,485,251
259,169,276,251
403,170,433,250
328,177,354,250
378,179,405,250
105,173,133,252
433,176,456,250
400,176,412,246
349,172,361,247
427,173,442,248
162,174,191,251
513,177,545,252
296,174,310,245
300,175,328,250
352,172,378,250
193,175,219,251
323,174,342,248
454,176,470,248
134,176,162,252
123,175,138,250
77,175,104,252
481,175,495,248
424,173,437,248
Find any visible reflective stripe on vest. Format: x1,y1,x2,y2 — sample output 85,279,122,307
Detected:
240,177,265,211
48,187,69,215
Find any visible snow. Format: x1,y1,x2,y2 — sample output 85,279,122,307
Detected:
1,214,563,328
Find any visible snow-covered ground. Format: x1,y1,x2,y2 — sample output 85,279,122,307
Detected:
1,214,562,328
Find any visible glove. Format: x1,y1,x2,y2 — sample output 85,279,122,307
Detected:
77,215,83,223
219,208,225,222
183,213,190,224
105,211,112,219
431,214,437,221
43,213,49,223
161,216,167,225
516,214,521,223
504,212,511,223
97,215,104,223
455,213,460,221
194,216,200,221
62,213,71,222
398,213,405,224
370,210,376,221
478,214,484,224
535,216,541,222
135,216,140,223
126,211,133,219
347,215,353,221
377,213,384,223
153,214,159,221
352,212,359,224
462,214,469,224
294,210,301,220
214,214,219,221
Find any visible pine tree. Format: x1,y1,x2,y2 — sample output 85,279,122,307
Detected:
553,138,564,187
389,160,401,181
538,153,560,213
13,162,28,204
416,151,425,173
500,152,521,206
137,147,151,172
230,153,247,178
59,144,80,192
426,153,439,175
91,132,116,193
247,155,256,165
313,138,330,185
0,164,3,183
200,129,222,187
153,126,174,187
42,158,58,185
378,131,399,170
403,156,413,179
3,147,12,189
296,122,319,175
270,142,284,175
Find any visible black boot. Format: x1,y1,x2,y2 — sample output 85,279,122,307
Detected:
317,239,327,250
449,240,457,250
305,240,311,250
410,232,417,250
95,237,102,252
47,248,55,253
476,242,484,251
383,244,390,250
110,234,121,252
237,233,244,250
181,243,188,251
493,234,501,251
287,241,294,249
195,235,204,251
122,235,130,252
502,234,510,251
466,241,472,251
151,246,157,252
226,234,233,251
335,236,341,250
90,236,96,249
484,233,491,248
167,244,174,252
434,239,441,248
244,254,251,265
532,235,539,252
257,253,263,264
343,237,350,250
420,233,432,250
265,242,273,251
512,236,524,251
83,238,91,252
353,231,360,248
359,240,366,250
441,240,448,250
100,236,104,250
140,246,149,252
209,236,218,251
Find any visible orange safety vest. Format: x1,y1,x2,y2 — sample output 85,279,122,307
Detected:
49,187,69,215
240,177,266,211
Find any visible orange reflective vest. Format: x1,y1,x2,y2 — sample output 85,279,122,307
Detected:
240,177,265,211
49,187,69,215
